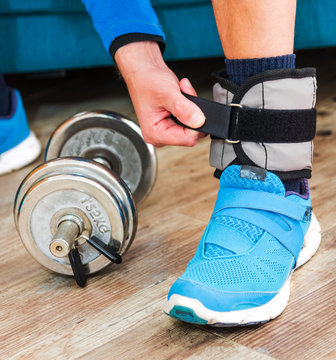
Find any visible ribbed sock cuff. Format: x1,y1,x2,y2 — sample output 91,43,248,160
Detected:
225,54,296,86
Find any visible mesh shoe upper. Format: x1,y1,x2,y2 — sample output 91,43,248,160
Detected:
168,165,312,311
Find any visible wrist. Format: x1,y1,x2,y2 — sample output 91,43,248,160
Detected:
115,41,167,80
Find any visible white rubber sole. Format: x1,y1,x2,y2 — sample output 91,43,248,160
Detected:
164,213,321,326
0,132,41,175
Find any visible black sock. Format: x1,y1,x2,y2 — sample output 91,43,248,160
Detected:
0,74,11,116
225,54,296,85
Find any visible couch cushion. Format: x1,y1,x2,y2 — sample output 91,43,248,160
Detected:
0,0,85,15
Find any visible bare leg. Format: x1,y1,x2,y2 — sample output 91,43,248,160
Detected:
212,0,297,59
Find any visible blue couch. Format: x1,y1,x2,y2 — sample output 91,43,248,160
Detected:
1,0,335,74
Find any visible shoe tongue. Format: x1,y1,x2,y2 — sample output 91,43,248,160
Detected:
220,165,285,196
205,166,284,258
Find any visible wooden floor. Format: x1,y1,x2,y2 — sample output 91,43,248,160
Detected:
1,50,336,360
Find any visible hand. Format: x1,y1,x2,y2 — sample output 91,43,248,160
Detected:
115,41,205,147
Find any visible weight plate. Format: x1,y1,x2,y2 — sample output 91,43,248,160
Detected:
45,111,157,204
14,158,137,275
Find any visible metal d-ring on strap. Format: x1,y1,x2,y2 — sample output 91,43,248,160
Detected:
225,103,242,144
170,92,316,144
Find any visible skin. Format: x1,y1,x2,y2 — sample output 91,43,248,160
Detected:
115,0,297,147
212,0,297,59
115,41,205,147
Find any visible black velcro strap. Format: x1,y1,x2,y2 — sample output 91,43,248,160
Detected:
231,107,316,143
171,93,316,143
171,94,232,139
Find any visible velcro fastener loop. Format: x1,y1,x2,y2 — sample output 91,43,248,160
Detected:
213,188,311,222
170,92,316,143
204,223,252,254
215,207,303,264
231,107,316,143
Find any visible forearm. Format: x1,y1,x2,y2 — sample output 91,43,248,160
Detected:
82,2,204,147
115,41,169,81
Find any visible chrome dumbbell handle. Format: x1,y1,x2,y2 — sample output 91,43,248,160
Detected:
49,215,87,287
49,212,123,287
92,156,112,170
49,215,83,258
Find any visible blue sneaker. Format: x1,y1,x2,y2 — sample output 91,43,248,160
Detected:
164,165,321,326
0,89,41,175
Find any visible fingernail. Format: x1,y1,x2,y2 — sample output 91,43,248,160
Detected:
184,78,192,87
189,112,205,128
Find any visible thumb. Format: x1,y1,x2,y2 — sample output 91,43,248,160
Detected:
165,81,205,129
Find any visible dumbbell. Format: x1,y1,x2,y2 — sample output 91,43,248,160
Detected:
14,111,156,287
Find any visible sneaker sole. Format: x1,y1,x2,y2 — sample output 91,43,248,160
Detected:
0,132,41,175
164,213,321,326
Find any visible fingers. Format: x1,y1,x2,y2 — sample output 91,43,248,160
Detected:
128,69,205,147
143,78,207,147
179,78,207,139
150,118,201,147
164,79,205,129
179,78,197,96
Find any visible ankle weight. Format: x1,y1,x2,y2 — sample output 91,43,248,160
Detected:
171,68,317,180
